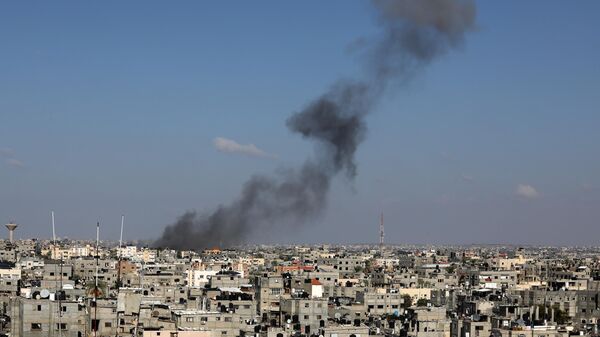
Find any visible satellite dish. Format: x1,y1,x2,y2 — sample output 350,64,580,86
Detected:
40,289,50,298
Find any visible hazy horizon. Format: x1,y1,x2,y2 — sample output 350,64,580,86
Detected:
2,1,600,246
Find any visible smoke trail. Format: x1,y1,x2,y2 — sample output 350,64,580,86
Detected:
154,0,476,250
155,162,329,249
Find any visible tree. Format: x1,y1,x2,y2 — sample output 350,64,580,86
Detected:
401,294,413,309
551,304,570,325
416,298,429,307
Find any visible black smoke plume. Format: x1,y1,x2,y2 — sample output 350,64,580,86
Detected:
154,0,476,250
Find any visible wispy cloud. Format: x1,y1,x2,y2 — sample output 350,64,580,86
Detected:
440,151,456,161
461,174,474,182
213,137,276,159
1,147,24,169
6,158,24,168
515,184,540,199
581,183,595,191
0,148,14,157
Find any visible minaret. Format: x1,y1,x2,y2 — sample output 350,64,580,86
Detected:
5,222,18,243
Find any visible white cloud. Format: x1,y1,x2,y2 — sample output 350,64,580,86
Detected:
1,148,24,169
213,137,276,159
440,151,455,161
515,184,540,199
0,148,14,157
6,158,24,168
461,174,474,182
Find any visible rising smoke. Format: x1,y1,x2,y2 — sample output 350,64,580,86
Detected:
154,0,477,250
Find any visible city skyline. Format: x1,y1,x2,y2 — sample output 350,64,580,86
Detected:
2,1,600,245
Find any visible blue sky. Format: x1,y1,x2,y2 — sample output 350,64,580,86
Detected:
1,1,599,245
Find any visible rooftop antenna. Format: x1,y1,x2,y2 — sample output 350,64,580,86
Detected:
379,212,385,251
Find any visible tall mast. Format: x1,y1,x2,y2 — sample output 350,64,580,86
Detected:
51,211,63,337
119,215,124,253
379,212,385,250
115,215,124,337
95,222,99,290
117,215,124,290
94,222,99,337
51,211,56,247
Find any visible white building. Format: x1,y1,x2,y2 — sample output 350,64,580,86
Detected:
187,269,218,288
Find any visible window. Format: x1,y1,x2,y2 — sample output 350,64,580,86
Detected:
224,317,232,322
37,305,42,311
56,323,67,330
186,317,194,322
105,322,112,328
304,315,309,319
31,323,42,331
304,303,310,308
